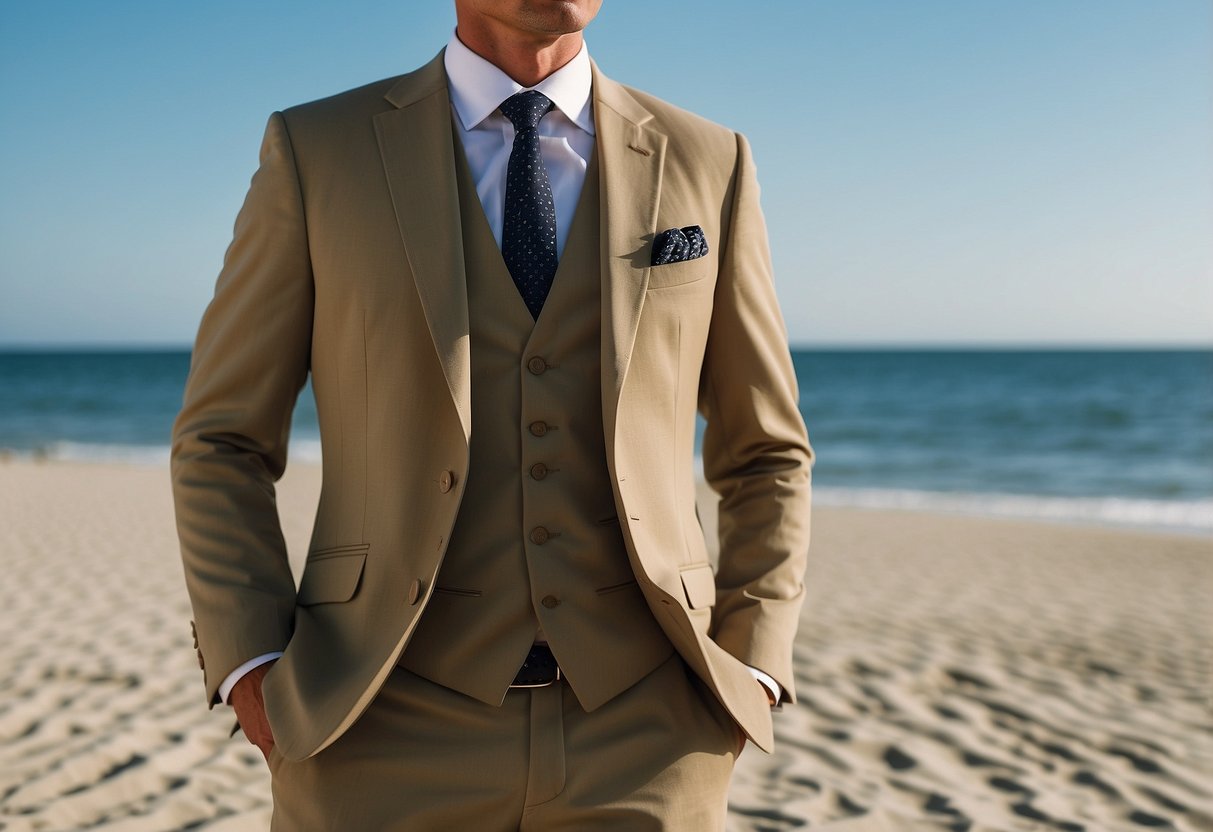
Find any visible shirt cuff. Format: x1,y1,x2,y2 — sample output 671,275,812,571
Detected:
217,652,283,705
747,665,783,710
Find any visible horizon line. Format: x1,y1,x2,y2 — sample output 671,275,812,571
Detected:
1,341,1210,353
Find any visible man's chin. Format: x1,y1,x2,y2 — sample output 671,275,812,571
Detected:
514,0,600,36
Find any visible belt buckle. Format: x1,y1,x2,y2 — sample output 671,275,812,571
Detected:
508,666,562,689
509,644,562,689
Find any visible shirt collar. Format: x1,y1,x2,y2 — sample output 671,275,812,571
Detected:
443,31,595,136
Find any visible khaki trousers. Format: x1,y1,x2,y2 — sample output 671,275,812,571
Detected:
268,653,741,830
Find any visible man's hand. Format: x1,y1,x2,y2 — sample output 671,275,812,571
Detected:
230,660,277,761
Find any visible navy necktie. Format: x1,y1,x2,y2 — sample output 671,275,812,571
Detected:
499,91,558,320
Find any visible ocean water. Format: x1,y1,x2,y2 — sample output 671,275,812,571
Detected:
0,349,1209,535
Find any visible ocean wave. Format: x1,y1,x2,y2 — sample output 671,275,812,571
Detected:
5,442,1209,536
3,441,172,466
0,439,326,466
810,486,1213,536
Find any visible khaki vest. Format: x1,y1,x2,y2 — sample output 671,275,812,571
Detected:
399,132,674,711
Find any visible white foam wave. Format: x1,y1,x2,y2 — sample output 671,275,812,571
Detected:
1,439,326,467
287,439,324,464
21,441,171,466
812,487,1213,536
6,443,1208,536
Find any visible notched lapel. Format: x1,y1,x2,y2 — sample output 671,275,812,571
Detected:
374,51,472,444
593,61,667,451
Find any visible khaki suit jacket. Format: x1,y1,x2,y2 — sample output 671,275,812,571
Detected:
171,50,813,762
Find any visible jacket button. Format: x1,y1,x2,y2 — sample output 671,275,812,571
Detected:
527,356,548,375
529,420,548,437
529,462,548,480
541,595,560,609
407,578,424,605
438,470,454,492
529,526,550,545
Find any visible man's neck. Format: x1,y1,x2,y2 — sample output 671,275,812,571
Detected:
454,24,583,88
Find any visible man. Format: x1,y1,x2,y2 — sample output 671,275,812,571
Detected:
171,0,812,828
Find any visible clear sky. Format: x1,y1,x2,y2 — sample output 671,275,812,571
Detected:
1,1,1209,347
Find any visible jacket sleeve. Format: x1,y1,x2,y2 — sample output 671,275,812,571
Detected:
697,131,814,705
170,111,313,707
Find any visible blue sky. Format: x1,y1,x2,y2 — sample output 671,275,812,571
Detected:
0,1,1209,347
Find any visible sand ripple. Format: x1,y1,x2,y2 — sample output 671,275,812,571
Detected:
728,506,1213,831
1,464,1209,831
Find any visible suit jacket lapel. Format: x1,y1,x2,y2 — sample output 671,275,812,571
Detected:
592,60,667,457
371,54,665,456
374,50,472,444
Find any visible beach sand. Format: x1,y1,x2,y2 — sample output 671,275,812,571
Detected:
0,460,1209,831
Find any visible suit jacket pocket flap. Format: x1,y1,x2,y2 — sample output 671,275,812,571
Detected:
297,551,368,606
680,563,717,610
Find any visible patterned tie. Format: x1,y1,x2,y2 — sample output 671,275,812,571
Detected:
499,91,558,320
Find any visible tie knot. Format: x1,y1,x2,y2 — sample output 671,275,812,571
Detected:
499,90,554,132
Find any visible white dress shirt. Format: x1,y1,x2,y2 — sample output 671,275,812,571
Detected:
443,31,595,259
217,31,782,711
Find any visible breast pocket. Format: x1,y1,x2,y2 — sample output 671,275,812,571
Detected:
646,257,714,290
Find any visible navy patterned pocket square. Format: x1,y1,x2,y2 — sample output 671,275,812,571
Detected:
651,225,709,266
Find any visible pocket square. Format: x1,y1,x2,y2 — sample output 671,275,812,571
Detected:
651,225,709,266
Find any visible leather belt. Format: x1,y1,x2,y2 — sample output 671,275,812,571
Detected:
509,643,562,688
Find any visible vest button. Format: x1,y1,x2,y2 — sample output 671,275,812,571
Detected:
438,470,454,492
527,356,548,375
407,578,424,605
529,526,550,545
541,595,561,609
529,420,549,437
530,462,548,480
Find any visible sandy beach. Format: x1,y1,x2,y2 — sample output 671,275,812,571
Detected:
0,460,1209,831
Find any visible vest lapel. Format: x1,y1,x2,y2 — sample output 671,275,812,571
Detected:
591,61,667,462
374,50,472,444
